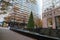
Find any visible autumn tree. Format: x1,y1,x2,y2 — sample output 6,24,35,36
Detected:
36,18,42,28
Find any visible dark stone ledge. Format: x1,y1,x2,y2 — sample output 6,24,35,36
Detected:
10,28,60,40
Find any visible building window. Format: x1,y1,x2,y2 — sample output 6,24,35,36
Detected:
47,18,53,27
26,0,29,3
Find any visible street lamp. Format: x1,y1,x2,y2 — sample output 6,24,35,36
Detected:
13,12,16,27
22,16,26,29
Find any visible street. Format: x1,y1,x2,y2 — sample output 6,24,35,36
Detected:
0,27,36,40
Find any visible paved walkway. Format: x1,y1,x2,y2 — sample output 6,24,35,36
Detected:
0,27,36,40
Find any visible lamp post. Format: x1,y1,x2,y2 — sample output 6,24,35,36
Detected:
13,12,16,28
22,16,26,29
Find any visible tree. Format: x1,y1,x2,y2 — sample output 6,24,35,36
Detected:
27,12,34,28
36,18,42,27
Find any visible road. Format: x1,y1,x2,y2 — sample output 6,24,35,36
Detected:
0,27,37,40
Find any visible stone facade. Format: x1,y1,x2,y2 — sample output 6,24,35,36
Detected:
42,7,60,29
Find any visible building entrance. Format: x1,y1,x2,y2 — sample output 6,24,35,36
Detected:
55,16,60,29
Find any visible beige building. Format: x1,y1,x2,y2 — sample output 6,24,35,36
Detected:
42,0,60,29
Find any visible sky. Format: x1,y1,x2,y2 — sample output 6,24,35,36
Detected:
37,0,42,19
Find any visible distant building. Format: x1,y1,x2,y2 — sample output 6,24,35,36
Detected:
42,0,60,29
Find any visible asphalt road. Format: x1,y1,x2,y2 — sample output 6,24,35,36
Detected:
0,27,37,40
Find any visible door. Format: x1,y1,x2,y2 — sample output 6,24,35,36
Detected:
55,16,60,29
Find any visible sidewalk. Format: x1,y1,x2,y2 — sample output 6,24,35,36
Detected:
0,27,36,40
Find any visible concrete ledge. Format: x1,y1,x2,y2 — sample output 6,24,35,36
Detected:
10,28,60,40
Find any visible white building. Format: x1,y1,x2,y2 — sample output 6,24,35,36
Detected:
42,0,60,29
